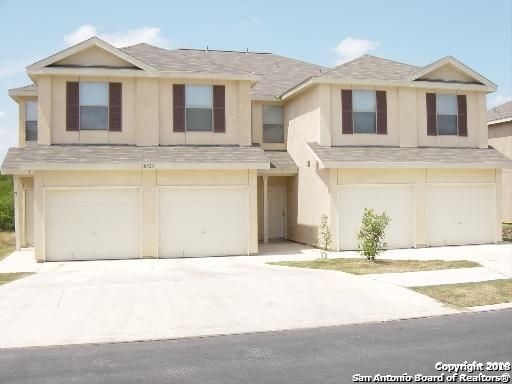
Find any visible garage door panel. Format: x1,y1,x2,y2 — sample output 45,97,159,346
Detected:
158,188,248,258
428,184,495,246
45,189,140,261
339,185,415,250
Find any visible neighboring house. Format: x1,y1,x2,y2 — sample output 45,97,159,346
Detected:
488,100,512,222
2,37,511,262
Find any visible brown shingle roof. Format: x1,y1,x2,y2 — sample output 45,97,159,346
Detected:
307,143,512,169
121,44,326,99
316,55,419,81
488,100,512,122
1,144,270,174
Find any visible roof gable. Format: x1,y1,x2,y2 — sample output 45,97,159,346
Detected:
406,56,496,90
27,37,156,72
52,45,138,68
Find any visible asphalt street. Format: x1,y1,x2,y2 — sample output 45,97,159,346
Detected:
1,310,511,384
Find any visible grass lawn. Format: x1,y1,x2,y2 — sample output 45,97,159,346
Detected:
503,223,512,242
411,279,512,308
0,232,15,261
268,258,480,275
0,272,33,286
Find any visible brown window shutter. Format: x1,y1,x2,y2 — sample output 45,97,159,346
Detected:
66,82,79,131
173,84,185,132
457,94,468,137
109,83,122,132
213,85,226,133
376,90,387,134
341,90,353,134
426,93,437,136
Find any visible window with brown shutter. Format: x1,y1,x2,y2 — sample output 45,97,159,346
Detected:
376,90,387,135
213,85,226,133
457,95,467,137
426,93,437,136
341,90,353,134
173,84,185,132
66,82,79,131
109,83,122,132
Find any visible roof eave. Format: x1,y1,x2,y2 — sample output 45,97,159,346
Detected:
1,161,271,174
317,161,511,169
282,76,493,99
488,117,512,125
26,67,260,82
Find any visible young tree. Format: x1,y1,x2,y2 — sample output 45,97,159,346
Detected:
318,214,332,258
357,208,391,261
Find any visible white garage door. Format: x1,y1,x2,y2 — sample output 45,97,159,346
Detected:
158,187,248,258
45,189,140,261
428,184,496,246
339,184,415,250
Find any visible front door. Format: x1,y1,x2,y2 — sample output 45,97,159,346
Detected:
268,186,286,239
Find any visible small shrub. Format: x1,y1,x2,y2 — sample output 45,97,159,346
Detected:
0,176,14,232
357,208,391,261
318,214,333,258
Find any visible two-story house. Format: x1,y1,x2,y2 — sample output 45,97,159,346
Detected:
2,37,511,262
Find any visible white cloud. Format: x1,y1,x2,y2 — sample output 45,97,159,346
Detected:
487,93,512,108
0,111,6,118
64,25,168,48
333,37,378,65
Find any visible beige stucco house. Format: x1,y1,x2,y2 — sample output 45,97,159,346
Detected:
488,100,512,222
2,37,511,262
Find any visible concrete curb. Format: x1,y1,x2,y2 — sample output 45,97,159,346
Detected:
468,302,512,312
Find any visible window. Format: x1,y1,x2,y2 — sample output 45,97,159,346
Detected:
262,105,284,143
25,100,38,141
186,85,213,131
79,82,108,130
436,94,458,135
353,90,376,133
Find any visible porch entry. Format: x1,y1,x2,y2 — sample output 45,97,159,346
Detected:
268,186,286,240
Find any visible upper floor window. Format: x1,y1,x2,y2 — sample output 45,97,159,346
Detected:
436,94,458,135
341,89,387,135
186,85,213,131
426,93,467,137
353,90,376,134
79,82,108,130
262,105,284,143
25,100,38,141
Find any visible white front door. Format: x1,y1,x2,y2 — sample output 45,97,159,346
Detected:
268,186,286,239
158,187,249,258
427,184,496,246
338,184,415,250
45,189,140,261
24,189,34,246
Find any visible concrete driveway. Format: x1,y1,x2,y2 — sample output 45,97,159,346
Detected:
0,243,459,349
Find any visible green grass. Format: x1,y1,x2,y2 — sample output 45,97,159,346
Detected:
411,279,512,308
0,273,33,286
0,232,15,261
268,258,480,275
503,223,512,242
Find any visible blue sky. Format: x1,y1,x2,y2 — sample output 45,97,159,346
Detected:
0,0,511,161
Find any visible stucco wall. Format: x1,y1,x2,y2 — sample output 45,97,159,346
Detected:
32,169,258,261
37,75,253,146
285,86,332,246
489,121,512,222
321,84,487,148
